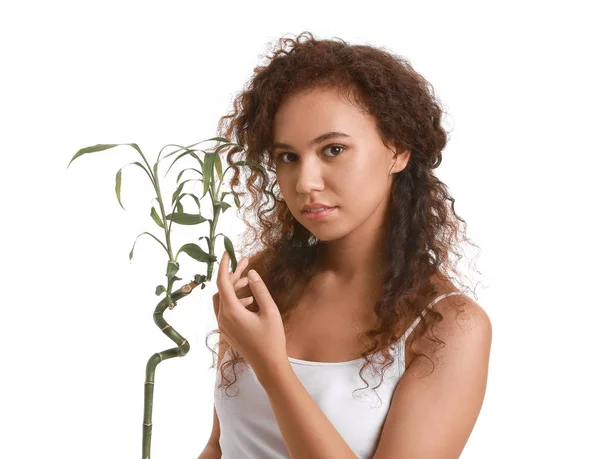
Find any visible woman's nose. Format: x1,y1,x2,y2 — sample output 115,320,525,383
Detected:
295,163,325,194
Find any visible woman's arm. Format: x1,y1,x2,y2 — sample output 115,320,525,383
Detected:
198,293,227,458
197,441,221,459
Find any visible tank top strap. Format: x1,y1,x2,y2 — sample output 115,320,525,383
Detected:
399,291,465,344
394,291,465,373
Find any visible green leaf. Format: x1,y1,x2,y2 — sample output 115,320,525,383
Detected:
150,207,163,228
175,201,183,213
221,235,237,272
214,142,240,155
67,143,120,168
114,161,147,210
155,285,166,296
115,168,124,210
171,178,202,206
215,154,223,181
201,236,211,250
214,200,231,213
208,136,229,143
194,274,207,285
164,149,203,177
129,232,168,261
219,191,240,209
232,191,241,209
177,193,201,213
166,260,180,279
176,243,216,263
158,137,229,164
176,167,202,184
68,143,153,178
171,181,186,206
202,153,215,199
165,212,207,225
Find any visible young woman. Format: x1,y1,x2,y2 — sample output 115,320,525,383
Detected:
199,31,492,459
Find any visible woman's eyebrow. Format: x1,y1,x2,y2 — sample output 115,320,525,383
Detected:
272,131,351,150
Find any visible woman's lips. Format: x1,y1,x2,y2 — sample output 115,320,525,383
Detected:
302,206,338,221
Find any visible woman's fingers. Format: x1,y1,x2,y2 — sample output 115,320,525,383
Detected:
229,256,249,284
239,295,254,306
234,276,250,291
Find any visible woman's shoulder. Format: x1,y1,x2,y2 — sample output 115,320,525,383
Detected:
406,273,488,361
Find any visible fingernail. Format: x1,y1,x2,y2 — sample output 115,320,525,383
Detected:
248,270,260,282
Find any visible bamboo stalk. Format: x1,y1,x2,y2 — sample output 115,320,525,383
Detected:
142,279,201,459
67,139,261,458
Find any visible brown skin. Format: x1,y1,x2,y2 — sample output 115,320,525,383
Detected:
272,85,446,364
272,86,410,284
202,86,489,457
284,269,461,365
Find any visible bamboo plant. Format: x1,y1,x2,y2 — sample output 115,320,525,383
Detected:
67,137,265,459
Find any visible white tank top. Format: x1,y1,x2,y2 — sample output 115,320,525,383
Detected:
214,291,462,458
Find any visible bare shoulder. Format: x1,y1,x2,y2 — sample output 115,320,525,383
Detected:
373,291,492,458
405,277,492,369
411,291,492,368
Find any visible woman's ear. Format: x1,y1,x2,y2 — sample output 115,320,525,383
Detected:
390,148,411,174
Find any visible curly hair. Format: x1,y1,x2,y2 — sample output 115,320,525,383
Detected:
205,31,482,400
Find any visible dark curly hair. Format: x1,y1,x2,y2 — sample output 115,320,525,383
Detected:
205,31,482,400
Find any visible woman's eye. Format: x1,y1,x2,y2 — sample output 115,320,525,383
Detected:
276,144,345,164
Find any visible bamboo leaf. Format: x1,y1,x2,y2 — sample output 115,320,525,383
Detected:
165,212,207,225
68,143,155,185
194,274,207,285
219,192,239,209
166,260,180,279
150,207,163,228
202,153,215,199
221,235,238,272
214,200,231,213
223,160,267,178
155,285,166,296
176,167,202,184
232,191,241,209
129,231,168,261
176,243,216,263
115,168,124,210
171,178,201,206
214,142,241,155
114,161,147,210
215,153,223,181
175,201,183,213
164,149,203,177
67,143,120,168
171,181,186,206
158,141,206,162
177,193,201,213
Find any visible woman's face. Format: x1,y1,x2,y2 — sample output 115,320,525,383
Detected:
272,86,410,241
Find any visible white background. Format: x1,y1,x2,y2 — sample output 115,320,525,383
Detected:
1,1,598,458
